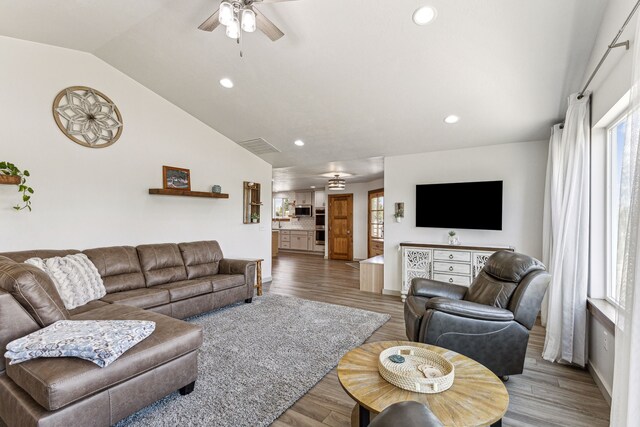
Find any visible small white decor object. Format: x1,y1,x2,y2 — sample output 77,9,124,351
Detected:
5,320,155,367
25,254,107,310
378,345,454,394
53,86,123,148
448,230,459,245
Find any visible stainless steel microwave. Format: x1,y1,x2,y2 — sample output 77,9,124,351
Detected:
294,205,313,217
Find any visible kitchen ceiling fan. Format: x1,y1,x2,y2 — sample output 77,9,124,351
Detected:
198,0,297,42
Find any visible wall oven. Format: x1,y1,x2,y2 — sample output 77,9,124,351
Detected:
315,229,325,245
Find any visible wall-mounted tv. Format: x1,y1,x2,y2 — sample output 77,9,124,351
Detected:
416,181,503,230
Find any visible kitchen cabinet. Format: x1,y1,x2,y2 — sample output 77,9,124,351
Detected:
294,191,312,205
278,230,316,252
314,190,325,207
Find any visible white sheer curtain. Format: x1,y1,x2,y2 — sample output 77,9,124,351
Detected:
542,93,590,366
541,124,564,327
610,16,640,427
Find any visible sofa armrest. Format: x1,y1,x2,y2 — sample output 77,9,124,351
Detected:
425,297,514,321
218,259,256,287
410,278,467,300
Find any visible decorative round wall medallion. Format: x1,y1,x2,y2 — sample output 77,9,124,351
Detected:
52,86,123,148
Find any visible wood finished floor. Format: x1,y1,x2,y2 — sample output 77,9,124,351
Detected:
267,252,611,427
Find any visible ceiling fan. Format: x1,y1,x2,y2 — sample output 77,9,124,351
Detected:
198,0,297,42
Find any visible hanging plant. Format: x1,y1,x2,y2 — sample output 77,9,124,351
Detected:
0,161,34,211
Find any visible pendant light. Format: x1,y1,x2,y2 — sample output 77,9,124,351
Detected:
328,174,346,190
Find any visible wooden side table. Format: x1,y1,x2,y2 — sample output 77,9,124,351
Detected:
338,341,508,427
254,258,264,296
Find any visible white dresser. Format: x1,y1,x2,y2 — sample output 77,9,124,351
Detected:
400,243,514,301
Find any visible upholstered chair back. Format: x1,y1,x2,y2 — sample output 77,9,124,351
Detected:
464,251,550,328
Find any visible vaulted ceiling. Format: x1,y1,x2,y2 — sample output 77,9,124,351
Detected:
0,0,606,188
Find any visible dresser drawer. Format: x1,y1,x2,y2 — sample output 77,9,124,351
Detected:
433,262,471,275
433,250,471,262
433,273,471,286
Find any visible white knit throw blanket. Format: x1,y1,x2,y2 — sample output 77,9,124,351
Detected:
25,254,106,310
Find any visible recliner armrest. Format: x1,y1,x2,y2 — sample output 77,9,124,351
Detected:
425,297,514,321
410,278,467,300
218,259,256,287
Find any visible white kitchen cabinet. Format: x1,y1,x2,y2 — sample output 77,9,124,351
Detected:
278,230,315,252
294,191,312,205
314,190,325,207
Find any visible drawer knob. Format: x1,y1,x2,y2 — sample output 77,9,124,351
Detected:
449,278,454,283
449,266,454,271
449,254,454,259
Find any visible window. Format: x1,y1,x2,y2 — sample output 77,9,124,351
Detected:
273,197,290,219
369,191,384,240
606,113,627,305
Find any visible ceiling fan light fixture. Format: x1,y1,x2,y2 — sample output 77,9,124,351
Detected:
226,17,240,39
241,8,257,33
328,175,346,190
219,1,234,26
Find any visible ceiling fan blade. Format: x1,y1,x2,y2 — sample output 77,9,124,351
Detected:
198,9,221,32
254,8,285,41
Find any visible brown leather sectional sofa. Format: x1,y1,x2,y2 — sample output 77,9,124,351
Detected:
0,240,256,427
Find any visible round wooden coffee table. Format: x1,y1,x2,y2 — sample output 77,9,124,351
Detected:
337,341,508,427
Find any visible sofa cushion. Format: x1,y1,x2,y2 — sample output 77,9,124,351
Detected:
83,246,146,293
6,304,202,411
136,244,187,286
210,274,245,292
156,279,212,302
68,300,109,317
178,241,223,279
0,256,69,327
100,288,170,309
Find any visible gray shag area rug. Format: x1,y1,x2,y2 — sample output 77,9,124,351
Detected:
117,294,390,427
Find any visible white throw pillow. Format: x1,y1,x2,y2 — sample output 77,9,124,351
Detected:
25,254,107,310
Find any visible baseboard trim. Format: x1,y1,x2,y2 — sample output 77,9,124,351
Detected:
587,363,612,405
382,289,401,297
262,277,273,284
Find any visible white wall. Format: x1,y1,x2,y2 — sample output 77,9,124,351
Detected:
325,178,383,260
383,140,548,293
0,36,273,280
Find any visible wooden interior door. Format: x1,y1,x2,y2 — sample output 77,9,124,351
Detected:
368,188,384,258
329,194,353,261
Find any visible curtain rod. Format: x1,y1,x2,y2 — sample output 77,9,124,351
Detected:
577,0,640,99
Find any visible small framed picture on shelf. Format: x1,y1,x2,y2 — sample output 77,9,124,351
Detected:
163,166,191,190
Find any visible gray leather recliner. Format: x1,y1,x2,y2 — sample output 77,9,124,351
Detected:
404,251,550,378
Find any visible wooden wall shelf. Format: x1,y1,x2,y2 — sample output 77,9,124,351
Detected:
148,188,229,199
0,175,20,185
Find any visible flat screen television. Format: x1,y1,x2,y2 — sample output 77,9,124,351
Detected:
416,181,503,230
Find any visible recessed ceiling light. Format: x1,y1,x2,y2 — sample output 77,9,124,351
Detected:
310,185,316,189
219,78,234,89
294,139,305,146
444,115,460,124
413,6,437,25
